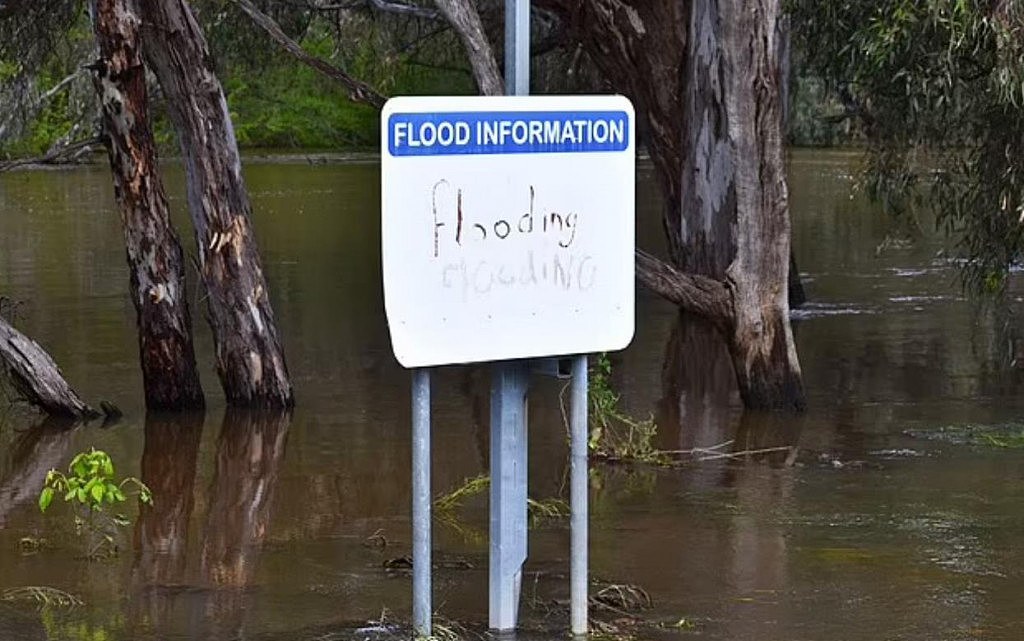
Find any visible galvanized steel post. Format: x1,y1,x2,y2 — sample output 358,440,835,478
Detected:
570,354,589,635
411,369,431,638
505,0,530,96
487,0,531,633
489,361,530,631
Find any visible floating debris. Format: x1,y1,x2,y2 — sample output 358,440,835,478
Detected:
1,586,82,608
868,448,926,458
904,423,1024,448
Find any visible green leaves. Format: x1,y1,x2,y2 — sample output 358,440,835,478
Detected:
38,448,153,558
38,487,54,512
791,0,1024,292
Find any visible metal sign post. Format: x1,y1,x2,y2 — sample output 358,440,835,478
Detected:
569,354,588,636
411,369,432,638
487,0,532,632
489,361,529,630
381,27,634,639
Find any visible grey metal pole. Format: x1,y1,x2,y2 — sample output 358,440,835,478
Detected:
489,361,530,631
570,355,589,635
505,0,530,96
412,368,431,639
487,0,531,633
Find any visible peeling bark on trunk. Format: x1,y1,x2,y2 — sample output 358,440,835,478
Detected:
539,0,805,411
88,0,204,410
139,0,294,408
711,0,803,410
433,0,504,96
0,315,98,418
536,0,687,261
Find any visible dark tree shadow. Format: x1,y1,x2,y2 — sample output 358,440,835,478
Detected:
657,312,805,473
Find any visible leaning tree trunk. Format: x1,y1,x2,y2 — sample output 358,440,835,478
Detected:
139,0,293,408
0,315,98,418
87,0,204,410
539,0,805,410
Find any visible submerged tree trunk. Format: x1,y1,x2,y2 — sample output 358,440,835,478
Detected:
685,0,803,409
87,0,204,410
139,0,294,408
0,315,98,418
540,0,805,410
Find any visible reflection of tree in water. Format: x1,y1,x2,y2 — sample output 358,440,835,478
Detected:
201,408,291,586
0,418,75,528
130,410,205,639
666,311,802,633
656,313,741,453
128,409,291,641
200,409,291,639
133,412,204,586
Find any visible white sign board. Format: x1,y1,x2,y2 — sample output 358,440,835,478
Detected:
381,95,635,368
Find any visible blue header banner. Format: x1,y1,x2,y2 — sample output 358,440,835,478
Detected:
388,110,630,157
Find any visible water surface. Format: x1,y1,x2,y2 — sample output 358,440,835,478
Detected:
1,150,1023,640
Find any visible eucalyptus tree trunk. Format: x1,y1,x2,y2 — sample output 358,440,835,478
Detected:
680,0,804,409
540,0,805,410
87,0,204,410
139,0,294,408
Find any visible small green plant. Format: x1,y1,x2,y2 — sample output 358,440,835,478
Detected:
432,475,568,544
585,354,667,465
39,448,152,559
433,474,490,515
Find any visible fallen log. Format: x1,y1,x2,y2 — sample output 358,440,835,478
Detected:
0,136,104,173
0,314,99,419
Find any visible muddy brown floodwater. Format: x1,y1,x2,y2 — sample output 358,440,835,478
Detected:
2,150,1024,640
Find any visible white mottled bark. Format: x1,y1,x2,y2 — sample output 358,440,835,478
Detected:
139,0,294,408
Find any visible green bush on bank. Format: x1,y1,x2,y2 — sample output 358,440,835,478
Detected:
4,24,477,156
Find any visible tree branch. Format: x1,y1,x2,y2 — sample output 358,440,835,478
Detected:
231,0,387,108
0,136,103,173
368,0,441,20
432,0,503,95
635,249,734,324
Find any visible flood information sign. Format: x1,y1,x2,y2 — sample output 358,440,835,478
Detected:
381,95,635,368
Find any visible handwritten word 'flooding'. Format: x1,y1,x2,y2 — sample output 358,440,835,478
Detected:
431,181,577,256
442,252,596,299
